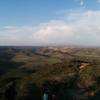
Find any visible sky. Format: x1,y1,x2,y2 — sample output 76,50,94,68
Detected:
0,0,100,46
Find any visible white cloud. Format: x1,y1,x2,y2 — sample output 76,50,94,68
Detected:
0,26,35,45
33,10,100,46
0,10,100,46
33,21,74,44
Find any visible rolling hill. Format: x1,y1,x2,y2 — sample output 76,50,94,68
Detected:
0,46,100,100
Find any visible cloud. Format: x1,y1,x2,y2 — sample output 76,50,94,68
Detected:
97,0,100,3
33,21,74,45
80,0,84,6
0,26,35,45
0,10,100,46
33,10,100,46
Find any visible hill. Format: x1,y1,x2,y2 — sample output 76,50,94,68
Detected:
0,46,100,100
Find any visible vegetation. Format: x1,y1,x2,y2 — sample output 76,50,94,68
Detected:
0,46,100,100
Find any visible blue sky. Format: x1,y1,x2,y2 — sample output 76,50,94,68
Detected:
0,0,100,26
0,0,100,46
0,0,82,26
